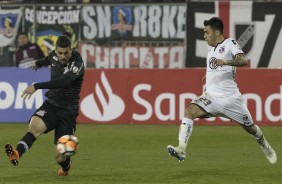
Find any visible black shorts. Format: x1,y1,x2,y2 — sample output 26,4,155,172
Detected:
31,100,78,144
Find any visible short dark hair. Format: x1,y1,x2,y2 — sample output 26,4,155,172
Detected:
17,31,27,37
17,32,28,41
62,31,72,39
204,17,224,34
56,35,71,48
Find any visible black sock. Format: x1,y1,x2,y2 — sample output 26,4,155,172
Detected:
16,132,36,157
58,157,71,171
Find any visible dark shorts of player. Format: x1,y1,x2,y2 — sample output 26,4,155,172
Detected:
31,100,78,144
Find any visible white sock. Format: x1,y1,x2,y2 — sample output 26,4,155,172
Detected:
178,118,193,150
253,125,267,147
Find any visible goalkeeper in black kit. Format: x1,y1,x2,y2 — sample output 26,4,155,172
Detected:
5,35,85,176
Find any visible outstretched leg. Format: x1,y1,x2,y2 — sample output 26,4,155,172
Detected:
242,124,277,164
5,116,46,166
5,144,20,166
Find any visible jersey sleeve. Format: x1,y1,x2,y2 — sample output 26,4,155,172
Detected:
35,51,55,66
35,57,50,66
33,76,72,89
35,44,45,59
230,39,244,56
65,59,84,80
34,52,84,90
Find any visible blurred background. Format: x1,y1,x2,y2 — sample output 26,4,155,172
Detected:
1,0,281,68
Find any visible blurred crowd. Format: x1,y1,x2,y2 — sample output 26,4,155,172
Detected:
0,0,186,4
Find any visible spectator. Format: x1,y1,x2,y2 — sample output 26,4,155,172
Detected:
15,32,45,68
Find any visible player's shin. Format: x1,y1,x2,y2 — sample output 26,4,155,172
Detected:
252,124,277,164
252,125,267,147
56,151,71,170
16,132,36,157
178,118,193,150
57,156,71,170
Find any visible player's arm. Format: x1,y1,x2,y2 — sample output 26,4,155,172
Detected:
21,75,73,100
226,53,248,66
31,56,51,70
35,44,45,59
215,53,248,67
22,62,84,99
33,75,73,90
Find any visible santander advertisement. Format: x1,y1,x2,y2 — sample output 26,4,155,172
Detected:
1,68,282,125
78,69,282,125
0,68,48,122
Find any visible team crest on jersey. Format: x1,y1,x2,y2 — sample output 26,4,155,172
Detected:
72,66,78,74
209,57,218,69
53,56,58,61
219,46,225,53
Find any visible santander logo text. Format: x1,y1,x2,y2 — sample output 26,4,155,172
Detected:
80,72,125,121
77,69,282,125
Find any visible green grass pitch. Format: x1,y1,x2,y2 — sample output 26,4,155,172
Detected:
0,123,281,184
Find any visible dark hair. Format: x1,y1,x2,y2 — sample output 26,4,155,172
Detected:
56,35,71,48
204,17,224,34
17,31,27,37
62,31,72,39
17,32,28,41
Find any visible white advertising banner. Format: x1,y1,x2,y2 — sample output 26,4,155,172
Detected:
0,8,22,47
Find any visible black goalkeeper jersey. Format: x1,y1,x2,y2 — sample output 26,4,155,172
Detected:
34,50,85,110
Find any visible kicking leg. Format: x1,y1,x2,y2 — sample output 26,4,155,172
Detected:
5,116,46,166
243,124,277,164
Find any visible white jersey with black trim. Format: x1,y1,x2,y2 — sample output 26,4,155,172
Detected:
205,38,244,98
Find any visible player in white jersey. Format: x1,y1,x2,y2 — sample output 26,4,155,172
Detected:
167,17,277,164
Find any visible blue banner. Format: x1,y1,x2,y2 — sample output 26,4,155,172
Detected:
0,68,50,123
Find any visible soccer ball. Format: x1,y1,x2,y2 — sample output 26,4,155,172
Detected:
56,135,79,156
